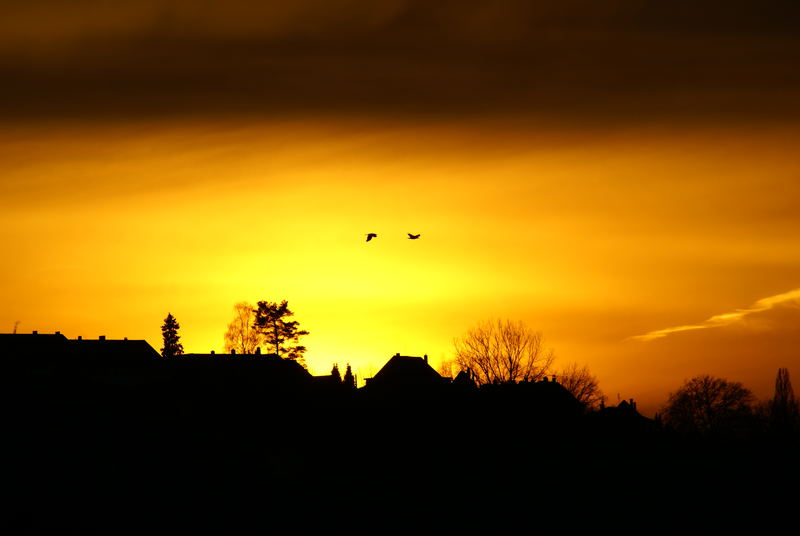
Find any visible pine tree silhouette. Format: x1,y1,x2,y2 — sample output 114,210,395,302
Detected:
770,367,800,435
253,300,309,366
331,363,342,383
343,364,356,389
160,313,184,358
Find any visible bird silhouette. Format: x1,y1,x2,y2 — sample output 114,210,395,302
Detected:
407,233,421,239
366,233,377,242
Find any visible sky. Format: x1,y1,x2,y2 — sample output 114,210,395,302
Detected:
3,1,800,415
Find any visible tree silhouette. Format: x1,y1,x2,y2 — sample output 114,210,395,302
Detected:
331,363,342,383
437,358,457,378
662,375,755,434
768,367,800,436
223,301,261,354
343,364,356,389
160,313,184,358
558,362,604,410
453,318,554,385
253,300,309,365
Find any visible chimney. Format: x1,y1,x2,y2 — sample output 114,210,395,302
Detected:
231,349,236,355
255,347,261,355
32,330,38,335
55,331,61,335
78,335,82,340
394,352,400,357
99,335,106,341
423,354,428,363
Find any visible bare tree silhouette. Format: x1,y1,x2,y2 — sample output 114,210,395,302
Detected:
453,318,554,385
662,375,755,434
558,362,604,410
437,357,458,378
223,302,261,354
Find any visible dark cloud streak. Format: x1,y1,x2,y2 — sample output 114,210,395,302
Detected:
2,1,800,121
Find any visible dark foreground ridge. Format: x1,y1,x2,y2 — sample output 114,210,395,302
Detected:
2,332,797,531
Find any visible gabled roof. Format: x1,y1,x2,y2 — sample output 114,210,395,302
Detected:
67,338,160,362
1,333,162,383
367,354,446,391
162,353,312,388
0,333,160,362
452,369,477,390
592,399,654,430
0,332,69,356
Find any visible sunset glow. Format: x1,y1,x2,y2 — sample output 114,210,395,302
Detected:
3,2,800,416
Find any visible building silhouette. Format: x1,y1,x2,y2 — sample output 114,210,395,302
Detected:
363,353,449,393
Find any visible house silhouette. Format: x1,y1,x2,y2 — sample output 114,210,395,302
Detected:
2,331,158,382
364,353,449,393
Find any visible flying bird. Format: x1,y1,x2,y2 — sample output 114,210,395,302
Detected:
366,233,377,242
407,233,421,239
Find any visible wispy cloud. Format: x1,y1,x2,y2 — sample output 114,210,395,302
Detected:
631,288,800,342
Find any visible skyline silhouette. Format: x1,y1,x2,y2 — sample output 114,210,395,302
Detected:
2,321,796,423
5,328,796,432
3,326,797,530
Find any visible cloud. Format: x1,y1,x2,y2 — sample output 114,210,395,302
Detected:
632,288,800,341
1,1,800,120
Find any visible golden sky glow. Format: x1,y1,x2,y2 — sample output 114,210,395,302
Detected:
3,118,800,414
3,1,800,416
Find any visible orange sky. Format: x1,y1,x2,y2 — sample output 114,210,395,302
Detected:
3,2,800,416
3,117,800,415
